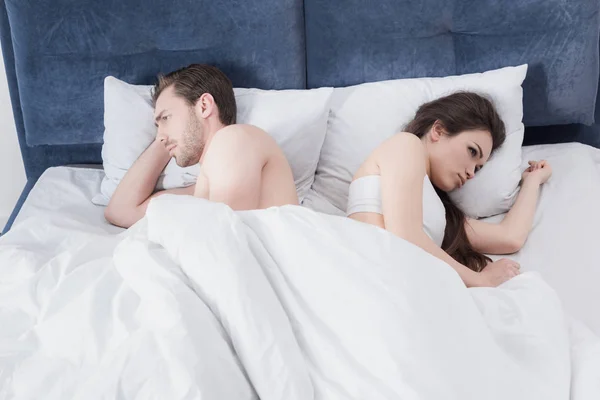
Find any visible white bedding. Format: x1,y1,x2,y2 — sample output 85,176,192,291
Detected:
486,143,600,334
11,166,120,235
1,143,600,398
1,191,600,399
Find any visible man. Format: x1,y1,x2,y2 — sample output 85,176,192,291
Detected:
104,64,299,228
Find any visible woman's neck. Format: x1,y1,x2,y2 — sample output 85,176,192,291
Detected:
420,136,432,177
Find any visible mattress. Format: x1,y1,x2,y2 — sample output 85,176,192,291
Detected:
9,142,600,333
11,166,122,235
486,143,600,333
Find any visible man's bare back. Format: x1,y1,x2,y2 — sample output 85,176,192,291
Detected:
193,124,298,210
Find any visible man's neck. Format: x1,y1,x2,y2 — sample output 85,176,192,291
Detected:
199,120,227,163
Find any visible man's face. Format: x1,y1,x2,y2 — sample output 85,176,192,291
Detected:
154,86,204,167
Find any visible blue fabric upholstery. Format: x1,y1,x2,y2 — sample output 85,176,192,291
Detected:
2,178,36,234
525,88,600,148
525,40,600,147
0,2,105,181
5,0,306,147
305,0,600,127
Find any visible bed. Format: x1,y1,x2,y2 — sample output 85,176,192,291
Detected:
1,0,600,398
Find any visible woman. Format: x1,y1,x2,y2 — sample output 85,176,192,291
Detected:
347,92,552,288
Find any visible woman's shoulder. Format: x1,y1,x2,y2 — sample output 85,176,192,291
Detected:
374,131,426,160
387,131,423,147
354,132,425,179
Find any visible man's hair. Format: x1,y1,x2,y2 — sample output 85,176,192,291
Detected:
152,64,236,125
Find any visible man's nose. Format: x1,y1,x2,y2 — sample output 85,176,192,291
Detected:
156,127,167,143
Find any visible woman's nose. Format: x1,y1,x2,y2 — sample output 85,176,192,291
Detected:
466,166,475,179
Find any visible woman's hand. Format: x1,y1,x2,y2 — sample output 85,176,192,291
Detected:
522,160,552,185
474,258,521,287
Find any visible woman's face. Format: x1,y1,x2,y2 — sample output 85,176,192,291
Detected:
427,124,493,192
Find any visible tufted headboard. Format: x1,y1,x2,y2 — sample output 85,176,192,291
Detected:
1,0,600,231
1,0,307,181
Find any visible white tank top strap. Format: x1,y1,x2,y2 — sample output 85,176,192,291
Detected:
346,175,382,216
346,174,447,247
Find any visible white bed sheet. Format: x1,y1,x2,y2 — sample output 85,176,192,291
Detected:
484,143,600,334
10,142,600,335
2,175,600,399
12,166,122,235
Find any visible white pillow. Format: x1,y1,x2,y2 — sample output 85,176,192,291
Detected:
93,76,333,206
304,64,528,219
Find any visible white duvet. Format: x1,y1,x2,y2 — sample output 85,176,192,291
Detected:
1,194,599,399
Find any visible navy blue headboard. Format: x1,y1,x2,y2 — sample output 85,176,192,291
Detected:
305,0,600,128
1,0,600,233
1,0,306,181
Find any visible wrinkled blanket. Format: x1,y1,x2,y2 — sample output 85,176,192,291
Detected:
1,195,599,399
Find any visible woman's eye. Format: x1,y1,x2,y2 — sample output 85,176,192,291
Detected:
162,115,170,121
469,147,477,157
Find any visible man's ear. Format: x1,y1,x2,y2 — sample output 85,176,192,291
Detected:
195,93,216,119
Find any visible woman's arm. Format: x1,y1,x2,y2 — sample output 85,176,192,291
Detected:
377,133,514,287
466,160,552,254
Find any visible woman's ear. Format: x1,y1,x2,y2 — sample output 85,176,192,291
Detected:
430,120,445,142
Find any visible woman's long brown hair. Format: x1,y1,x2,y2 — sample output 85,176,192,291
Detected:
403,92,506,272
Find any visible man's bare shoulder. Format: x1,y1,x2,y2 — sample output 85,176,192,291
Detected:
212,124,271,146
203,124,271,170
